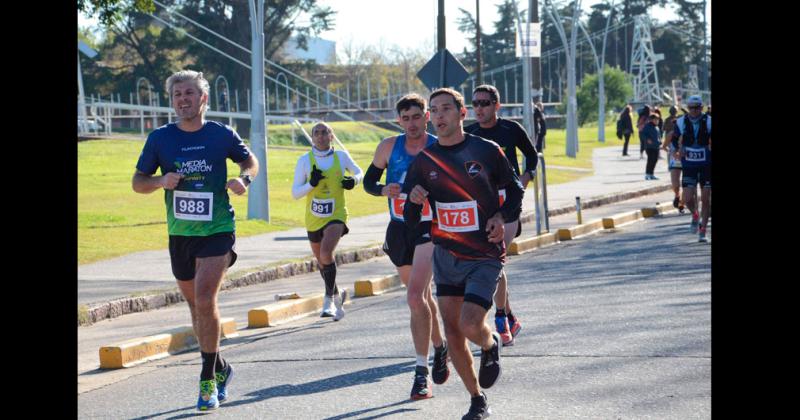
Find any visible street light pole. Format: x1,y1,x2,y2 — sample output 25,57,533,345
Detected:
248,0,270,222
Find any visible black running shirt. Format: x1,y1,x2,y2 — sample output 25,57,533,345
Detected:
403,133,524,262
465,117,538,176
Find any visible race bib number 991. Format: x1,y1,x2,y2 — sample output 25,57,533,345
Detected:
311,198,335,218
435,200,479,232
173,191,213,221
390,194,432,221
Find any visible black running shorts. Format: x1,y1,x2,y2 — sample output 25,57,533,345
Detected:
383,219,432,267
307,220,350,243
169,232,237,281
432,245,502,310
681,165,711,189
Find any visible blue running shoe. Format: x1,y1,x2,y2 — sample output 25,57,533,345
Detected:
215,363,234,403
197,379,219,412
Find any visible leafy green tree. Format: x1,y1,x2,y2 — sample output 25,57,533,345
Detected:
575,64,632,125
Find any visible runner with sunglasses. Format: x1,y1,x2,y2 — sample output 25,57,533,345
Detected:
465,85,538,347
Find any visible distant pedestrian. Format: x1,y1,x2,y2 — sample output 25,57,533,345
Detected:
617,105,634,156
641,113,662,180
132,70,259,412
637,104,652,159
661,106,683,211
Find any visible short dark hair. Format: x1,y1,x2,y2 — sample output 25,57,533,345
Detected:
396,93,427,115
429,88,465,110
472,84,500,103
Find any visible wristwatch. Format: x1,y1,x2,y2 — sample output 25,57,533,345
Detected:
240,174,252,186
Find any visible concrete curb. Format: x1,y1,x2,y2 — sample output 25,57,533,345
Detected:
642,202,675,217
602,210,644,229
508,232,559,255
80,183,671,327
98,317,238,369
247,290,351,328
557,219,606,240
354,274,403,297
81,246,384,327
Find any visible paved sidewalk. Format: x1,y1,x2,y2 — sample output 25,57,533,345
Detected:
78,145,672,306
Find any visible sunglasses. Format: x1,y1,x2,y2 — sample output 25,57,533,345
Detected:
688,105,702,110
472,99,496,108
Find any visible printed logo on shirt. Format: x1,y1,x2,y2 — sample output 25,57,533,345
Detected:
429,171,438,180
465,161,483,178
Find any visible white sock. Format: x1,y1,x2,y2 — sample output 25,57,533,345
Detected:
416,354,429,369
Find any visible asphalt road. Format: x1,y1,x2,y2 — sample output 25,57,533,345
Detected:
77,212,710,419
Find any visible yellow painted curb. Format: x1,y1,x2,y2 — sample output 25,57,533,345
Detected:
354,274,402,297
556,219,604,241
248,293,330,328
508,232,559,255
99,317,237,369
642,202,674,217
602,210,643,229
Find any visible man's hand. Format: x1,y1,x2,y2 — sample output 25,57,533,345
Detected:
486,213,505,243
382,183,402,198
519,172,533,189
226,178,247,195
408,185,429,205
309,165,325,187
341,176,356,190
160,172,184,190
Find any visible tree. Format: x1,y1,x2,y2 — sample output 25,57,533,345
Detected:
78,0,156,26
575,64,632,126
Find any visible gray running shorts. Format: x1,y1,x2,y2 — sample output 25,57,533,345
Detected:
432,244,502,310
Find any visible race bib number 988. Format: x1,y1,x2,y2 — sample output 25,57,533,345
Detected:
435,200,479,232
173,191,213,221
311,198,335,218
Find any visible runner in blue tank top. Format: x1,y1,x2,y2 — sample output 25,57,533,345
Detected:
363,94,449,400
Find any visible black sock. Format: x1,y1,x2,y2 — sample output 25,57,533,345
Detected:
321,262,338,296
507,312,516,325
215,354,227,372
415,365,429,376
200,352,218,381
495,308,506,317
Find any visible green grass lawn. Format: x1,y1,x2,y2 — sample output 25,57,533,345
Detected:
78,121,624,264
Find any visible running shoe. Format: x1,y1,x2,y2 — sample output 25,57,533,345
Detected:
690,213,699,234
651,175,659,180
698,226,708,243
672,197,680,209
431,343,450,385
509,318,523,338
462,392,491,420
478,332,502,389
333,289,348,321
320,295,336,317
196,379,219,412
494,315,514,346
215,363,233,403
410,368,432,400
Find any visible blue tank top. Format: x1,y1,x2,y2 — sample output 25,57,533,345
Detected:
386,133,437,221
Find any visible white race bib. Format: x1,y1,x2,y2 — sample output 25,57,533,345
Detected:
435,200,479,232
685,147,707,163
390,194,432,221
311,198,335,218
173,191,213,221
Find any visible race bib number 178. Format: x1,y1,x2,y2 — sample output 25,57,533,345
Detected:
435,200,479,232
173,191,213,221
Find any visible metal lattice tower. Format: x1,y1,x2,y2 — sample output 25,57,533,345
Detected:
629,16,662,104
687,64,699,95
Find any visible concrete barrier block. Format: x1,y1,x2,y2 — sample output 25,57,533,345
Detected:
354,274,402,297
99,317,237,369
248,294,326,328
508,232,559,255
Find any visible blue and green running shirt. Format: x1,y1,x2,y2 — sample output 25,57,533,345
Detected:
136,121,251,236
